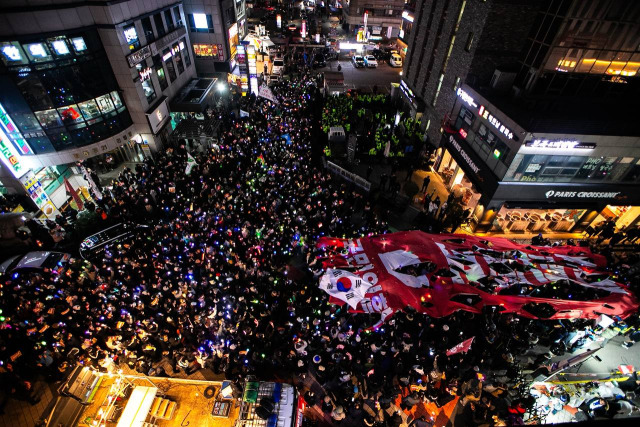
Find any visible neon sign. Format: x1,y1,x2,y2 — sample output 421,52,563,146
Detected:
525,139,596,149
478,105,513,140
456,88,477,108
0,102,33,155
0,127,25,177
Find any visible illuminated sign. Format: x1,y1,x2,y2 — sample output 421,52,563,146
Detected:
193,13,208,29
301,20,307,38
525,139,596,149
139,67,152,81
449,135,480,174
163,51,173,61
228,23,238,39
338,42,363,51
456,87,477,108
276,14,281,29
478,105,513,140
545,190,621,199
0,127,25,177
20,170,58,217
247,45,258,95
459,128,468,139
0,102,33,155
123,26,138,48
127,45,151,67
402,11,414,22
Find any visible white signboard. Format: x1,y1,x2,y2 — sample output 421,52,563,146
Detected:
145,99,170,134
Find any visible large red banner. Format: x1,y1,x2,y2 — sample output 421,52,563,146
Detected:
317,231,638,326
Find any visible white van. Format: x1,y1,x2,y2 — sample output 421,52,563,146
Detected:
271,57,285,76
390,54,403,68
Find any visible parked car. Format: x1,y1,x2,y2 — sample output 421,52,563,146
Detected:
352,55,365,68
364,55,378,68
371,49,391,61
0,251,71,277
312,54,326,68
389,53,403,67
322,47,338,61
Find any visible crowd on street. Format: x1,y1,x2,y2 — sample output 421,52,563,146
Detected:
2,71,640,426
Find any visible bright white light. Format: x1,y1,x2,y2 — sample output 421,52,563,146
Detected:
52,40,69,55
71,37,87,52
193,13,208,29
216,82,226,92
28,43,47,58
2,45,21,61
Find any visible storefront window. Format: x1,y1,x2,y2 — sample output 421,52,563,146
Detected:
110,91,123,110
57,104,83,125
455,106,475,130
23,42,53,63
141,17,155,43
95,94,115,114
153,55,168,90
173,43,185,74
35,109,63,129
590,156,617,180
141,77,156,102
45,129,72,150
622,159,640,182
1,41,28,66
70,37,87,54
78,99,101,121
181,39,191,66
48,37,71,57
164,49,177,82
493,207,585,233
574,157,602,179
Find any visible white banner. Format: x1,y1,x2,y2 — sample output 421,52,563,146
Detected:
258,84,279,104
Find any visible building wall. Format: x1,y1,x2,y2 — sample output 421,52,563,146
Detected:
402,0,491,148
467,0,543,87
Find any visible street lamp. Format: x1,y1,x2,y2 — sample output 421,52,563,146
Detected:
216,82,227,92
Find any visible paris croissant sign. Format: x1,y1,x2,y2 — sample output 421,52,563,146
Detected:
545,190,621,199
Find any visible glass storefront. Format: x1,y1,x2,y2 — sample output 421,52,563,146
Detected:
434,147,482,212
504,154,640,183
0,29,132,152
491,207,587,233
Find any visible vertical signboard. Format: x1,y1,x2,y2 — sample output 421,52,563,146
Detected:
276,14,281,29
236,45,249,96
0,103,33,155
20,170,58,217
0,126,26,178
247,45,258,95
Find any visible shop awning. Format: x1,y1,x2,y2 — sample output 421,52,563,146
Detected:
116,386,158,427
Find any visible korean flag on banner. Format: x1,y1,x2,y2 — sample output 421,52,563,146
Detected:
319,269,372,309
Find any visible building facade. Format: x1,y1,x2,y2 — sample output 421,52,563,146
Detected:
438,84,640,235
341,0,404,40
400,0,640,235
0,0,197,216
182,0,247,75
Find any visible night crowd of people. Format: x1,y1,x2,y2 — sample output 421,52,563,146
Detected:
2,71,640,426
